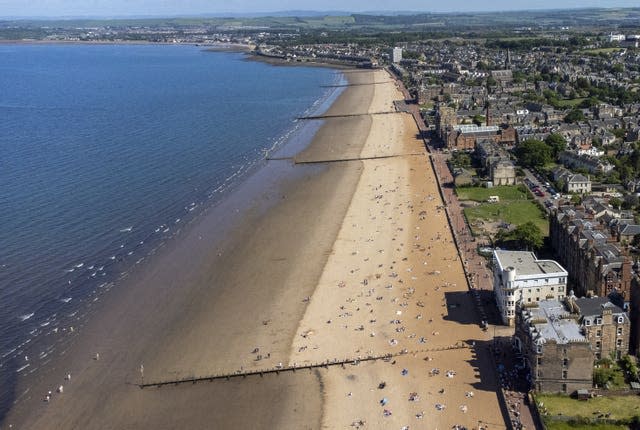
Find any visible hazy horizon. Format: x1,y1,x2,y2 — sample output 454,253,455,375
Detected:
0,0,638,19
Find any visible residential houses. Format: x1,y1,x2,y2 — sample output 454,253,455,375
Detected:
515,294,630,393
549,201,636,307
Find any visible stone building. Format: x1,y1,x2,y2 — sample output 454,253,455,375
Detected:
515,300,594,393
571,296,630,360
444,124,516,151
493,250,568,326
491,159,517,185
436,106,457,141
475,140,516,185
549,205,634,306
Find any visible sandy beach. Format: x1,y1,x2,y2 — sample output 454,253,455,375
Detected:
3,68,504,429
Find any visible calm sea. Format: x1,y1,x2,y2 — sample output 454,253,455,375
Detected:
0,44,341,408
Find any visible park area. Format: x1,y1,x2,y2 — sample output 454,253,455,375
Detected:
535,393,640,429
457,185,549,238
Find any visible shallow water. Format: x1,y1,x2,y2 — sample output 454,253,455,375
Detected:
0,43,342,410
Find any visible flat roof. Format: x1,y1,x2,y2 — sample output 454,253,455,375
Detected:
494,250,567,277
524,300,586,344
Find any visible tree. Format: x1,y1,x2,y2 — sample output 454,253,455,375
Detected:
580,96,600,109
544,133,567,157
514,139,553,168
571,194,583,205
472,114,485,126
564,109,585,123
611,63,624,74
512,221,544,251
611,128,626,140
609,196,623,210
450,151,472,168
624,194,639,210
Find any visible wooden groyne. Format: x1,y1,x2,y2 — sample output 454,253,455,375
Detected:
138,344,470,389
292,152,425,165
320,80,395,88
266,153,425,164
296,111,397,120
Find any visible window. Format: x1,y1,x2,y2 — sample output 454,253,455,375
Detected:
596,330,602,338
551,286,554,291
562,370,568,379
596,341,601,350
563,358,569,367
537,357,542,365
596,352,601,360
596,317,602,325
618,327,623,336
528,298,532,303
618,316,625,324
559,286,564,292
585,319,592,326
617,339,623,348
536,297,540,302
545,278,549,283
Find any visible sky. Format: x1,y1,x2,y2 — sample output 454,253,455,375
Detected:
0,0,638,18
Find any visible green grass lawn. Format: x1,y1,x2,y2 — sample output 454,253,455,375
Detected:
464,200,548,235
536,393,640,426
455,185,529,202
555,98,586,108
580,47,626,55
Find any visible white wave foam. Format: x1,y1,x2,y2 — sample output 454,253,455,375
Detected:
60,297,72,303
119,226,133,233
19,312,34,322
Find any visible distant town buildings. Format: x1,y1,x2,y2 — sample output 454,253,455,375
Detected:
609,32,626,43
391,47,403,63
493,250,568,326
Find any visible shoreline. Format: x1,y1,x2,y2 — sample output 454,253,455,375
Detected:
4,63,506,429
2,65,375,429
0,46,345,418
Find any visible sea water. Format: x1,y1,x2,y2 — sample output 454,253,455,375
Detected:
0,43,341,411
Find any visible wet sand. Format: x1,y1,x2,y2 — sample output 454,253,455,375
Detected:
3,68,504,429
3,69,371,430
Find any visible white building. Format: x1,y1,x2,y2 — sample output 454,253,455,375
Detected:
391,47,403,63
493,250,568,326
609,33,626,42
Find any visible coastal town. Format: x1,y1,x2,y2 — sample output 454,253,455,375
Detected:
5,8,640,430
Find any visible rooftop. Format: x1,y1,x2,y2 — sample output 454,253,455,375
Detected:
494,250,567,277
574,296,625,318
523,300,586,345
